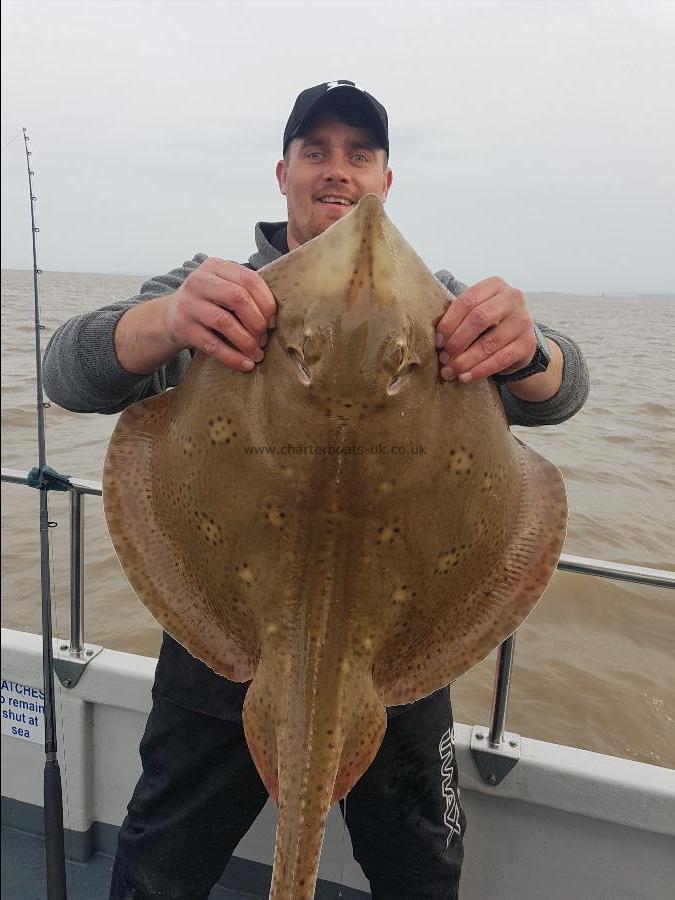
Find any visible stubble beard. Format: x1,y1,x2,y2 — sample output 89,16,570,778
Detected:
286,211,330,249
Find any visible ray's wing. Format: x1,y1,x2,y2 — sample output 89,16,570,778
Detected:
103,387,259,682
373,438,567,707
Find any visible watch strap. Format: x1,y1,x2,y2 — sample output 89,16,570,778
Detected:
492,324,551,384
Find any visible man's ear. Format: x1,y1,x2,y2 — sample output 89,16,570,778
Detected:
276,159,287,196
381,167,393,202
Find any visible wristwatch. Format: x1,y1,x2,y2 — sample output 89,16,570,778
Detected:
492,324,551,384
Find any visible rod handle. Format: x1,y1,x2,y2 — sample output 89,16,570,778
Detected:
44,760,67,899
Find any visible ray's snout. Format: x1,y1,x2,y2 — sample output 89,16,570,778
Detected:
262,194,446,405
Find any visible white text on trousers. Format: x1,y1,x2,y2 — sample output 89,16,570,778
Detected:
439,727,462,845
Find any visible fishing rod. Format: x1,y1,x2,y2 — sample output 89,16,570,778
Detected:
22,126,68,900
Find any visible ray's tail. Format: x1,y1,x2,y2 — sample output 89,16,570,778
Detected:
243,663,387,899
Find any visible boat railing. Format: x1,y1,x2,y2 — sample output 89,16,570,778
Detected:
3,466,674,784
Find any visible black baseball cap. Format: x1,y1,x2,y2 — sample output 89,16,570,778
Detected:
283,80,389,156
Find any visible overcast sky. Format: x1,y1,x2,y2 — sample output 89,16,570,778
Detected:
1,0,674,294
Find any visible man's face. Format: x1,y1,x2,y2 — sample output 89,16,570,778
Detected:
276,110,393,250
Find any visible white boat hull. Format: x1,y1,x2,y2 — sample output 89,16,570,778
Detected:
2,628,674,898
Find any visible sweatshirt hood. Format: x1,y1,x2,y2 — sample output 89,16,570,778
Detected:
248,221,288,270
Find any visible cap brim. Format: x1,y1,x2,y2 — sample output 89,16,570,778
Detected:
287,87,388,153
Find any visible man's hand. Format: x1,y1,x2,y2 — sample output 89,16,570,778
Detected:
115,258,277,376
435,276,536,384
163,258,277,372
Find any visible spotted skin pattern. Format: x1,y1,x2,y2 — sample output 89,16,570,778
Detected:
103,196,567,899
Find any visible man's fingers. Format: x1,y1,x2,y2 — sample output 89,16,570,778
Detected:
440,295,512,357
186,323,258,372
198,300,264,360
196,272,269,339
165,259,279,358
205,259,277,329
441,313,531,376
435,277,503,344
441,333,536,383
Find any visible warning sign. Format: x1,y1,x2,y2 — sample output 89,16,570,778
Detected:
1,678,45,743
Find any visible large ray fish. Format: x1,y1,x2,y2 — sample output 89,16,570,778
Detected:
103,195,567,898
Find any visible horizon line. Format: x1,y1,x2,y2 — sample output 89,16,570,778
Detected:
1,267,674,300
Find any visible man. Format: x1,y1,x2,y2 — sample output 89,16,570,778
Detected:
43,81,589,899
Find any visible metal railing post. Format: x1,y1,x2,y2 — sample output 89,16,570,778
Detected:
488,634,516,746
69,490,85,656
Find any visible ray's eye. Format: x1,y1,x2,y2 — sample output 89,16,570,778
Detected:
287,347,311,385
387,363,418,395
382,342,406,376
302,331,323,365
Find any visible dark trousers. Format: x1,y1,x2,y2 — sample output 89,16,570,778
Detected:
109,691,465,899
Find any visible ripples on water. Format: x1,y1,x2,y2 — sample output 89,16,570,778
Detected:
1,269,674,767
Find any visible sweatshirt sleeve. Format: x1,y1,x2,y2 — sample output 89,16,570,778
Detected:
42,254,207,415
433,269,590,427
498,324,590,426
